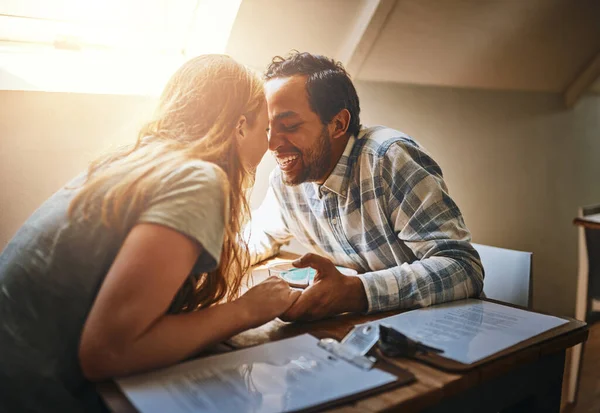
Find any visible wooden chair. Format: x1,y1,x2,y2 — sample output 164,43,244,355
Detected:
568,203,600,404
472,243,533,308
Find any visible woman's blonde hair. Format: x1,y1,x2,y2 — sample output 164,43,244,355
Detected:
69,54,264,312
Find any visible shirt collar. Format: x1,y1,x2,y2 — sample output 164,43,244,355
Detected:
318,129,366,199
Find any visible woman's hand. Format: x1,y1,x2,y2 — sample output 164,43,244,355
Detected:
236,276,302,328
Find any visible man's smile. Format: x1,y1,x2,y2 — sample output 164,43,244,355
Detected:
274,152,301,172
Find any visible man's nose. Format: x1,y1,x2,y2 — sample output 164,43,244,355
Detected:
268,130,286,151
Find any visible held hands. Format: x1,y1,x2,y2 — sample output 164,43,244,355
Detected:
279,253,368,322
236,276,301,328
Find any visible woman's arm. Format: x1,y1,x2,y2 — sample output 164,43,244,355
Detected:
79,223,299,381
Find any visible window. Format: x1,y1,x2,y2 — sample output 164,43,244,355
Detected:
0,0,242,94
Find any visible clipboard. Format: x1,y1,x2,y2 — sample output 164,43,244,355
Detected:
356,299,581,373
115,334,415,413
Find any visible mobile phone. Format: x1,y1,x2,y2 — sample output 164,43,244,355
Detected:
269,263,358,289
280,267,316,289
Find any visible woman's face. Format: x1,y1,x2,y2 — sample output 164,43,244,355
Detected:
239,102,269,171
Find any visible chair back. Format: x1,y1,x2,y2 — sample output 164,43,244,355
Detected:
473,243,533,308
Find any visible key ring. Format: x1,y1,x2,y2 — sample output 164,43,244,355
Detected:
377,325,444,357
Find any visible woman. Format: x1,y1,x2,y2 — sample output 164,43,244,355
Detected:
0,55,300,412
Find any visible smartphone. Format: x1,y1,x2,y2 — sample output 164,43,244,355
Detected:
279,267,317,288
269,263,358,289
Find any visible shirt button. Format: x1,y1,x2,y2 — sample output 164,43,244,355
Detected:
331,218,338,225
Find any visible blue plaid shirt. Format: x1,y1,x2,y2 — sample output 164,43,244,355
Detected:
249,126,484,313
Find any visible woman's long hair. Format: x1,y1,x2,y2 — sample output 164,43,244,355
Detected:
69,55,264,312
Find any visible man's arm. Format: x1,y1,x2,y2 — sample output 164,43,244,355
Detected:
246,186,294,265
357,140,484,313
279,138,483,321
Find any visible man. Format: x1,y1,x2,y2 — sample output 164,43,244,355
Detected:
249,52,483,321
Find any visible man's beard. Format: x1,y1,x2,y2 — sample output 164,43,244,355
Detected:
284,126,333,186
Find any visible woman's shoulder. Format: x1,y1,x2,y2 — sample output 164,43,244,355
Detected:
165,160,229,190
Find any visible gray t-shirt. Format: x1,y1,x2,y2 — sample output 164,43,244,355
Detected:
0,160,227,412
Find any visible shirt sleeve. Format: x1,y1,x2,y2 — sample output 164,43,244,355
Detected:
357,140,484,313
137,161,228,271
246,182,294,265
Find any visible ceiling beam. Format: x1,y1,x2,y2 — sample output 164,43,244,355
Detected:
337,0,397,77
564,51,600,108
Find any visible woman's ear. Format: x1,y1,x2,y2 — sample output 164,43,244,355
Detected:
235,115,248,140
330,109,351,139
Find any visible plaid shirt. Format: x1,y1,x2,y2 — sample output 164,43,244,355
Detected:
249,126,484,313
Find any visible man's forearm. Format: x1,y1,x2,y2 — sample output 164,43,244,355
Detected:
343,276,368,313
247,231,283,266
358,253,484,313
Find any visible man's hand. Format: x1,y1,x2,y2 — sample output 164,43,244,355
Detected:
279,253,368,322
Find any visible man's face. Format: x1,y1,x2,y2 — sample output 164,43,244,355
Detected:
265,76,333,186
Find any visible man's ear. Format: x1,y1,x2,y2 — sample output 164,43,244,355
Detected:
329,109,351,140
235,115,247,140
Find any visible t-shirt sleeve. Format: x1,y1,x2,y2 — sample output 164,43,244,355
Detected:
137,162,229,271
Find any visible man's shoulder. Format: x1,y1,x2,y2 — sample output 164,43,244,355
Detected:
356,126,443,179
357,126,422,160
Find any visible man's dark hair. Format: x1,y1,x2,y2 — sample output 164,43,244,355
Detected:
265,51,361,137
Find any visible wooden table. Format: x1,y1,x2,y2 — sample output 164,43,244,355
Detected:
98,254,588,413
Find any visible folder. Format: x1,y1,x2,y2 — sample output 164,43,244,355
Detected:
360,298,571,372
116,334,415,413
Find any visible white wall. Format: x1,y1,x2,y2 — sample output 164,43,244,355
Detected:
0,90,156,247
1,86,599,316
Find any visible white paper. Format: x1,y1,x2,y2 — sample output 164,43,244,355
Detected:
368,299,567,364
116,334,397,413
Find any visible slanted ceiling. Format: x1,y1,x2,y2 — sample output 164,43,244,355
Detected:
227,0,367,70
226,0,600,100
